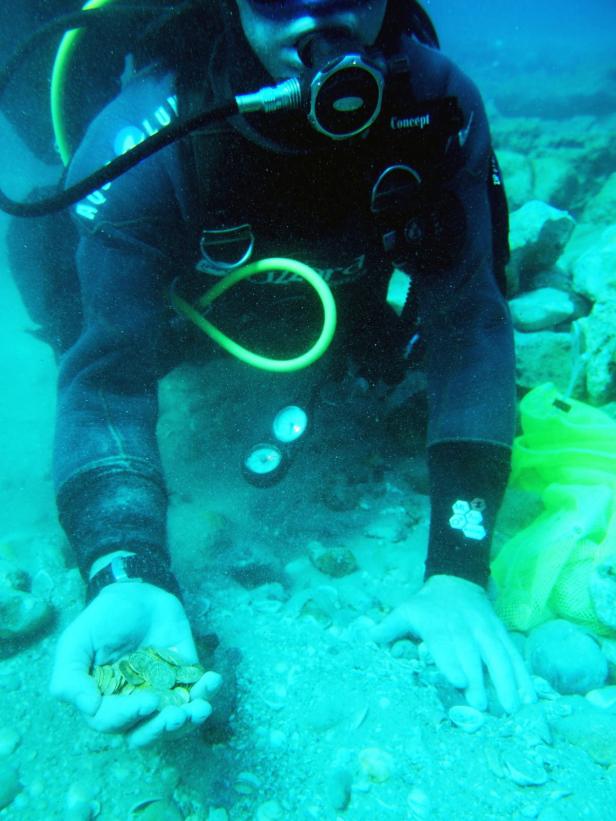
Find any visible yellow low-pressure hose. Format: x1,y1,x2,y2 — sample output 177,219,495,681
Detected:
51,0,115,165
171,258,337,372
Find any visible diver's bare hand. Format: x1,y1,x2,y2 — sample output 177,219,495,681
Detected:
50,582,221,747
372,574,535,713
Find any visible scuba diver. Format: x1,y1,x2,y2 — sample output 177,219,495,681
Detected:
5,0,536,747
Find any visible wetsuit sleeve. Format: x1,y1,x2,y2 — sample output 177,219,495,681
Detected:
409,52,515,587
55,72,188,600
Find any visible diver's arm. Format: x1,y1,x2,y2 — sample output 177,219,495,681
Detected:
372,55,535,714
413,51,516,589
55,70,187,601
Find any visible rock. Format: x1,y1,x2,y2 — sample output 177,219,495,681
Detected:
0,587,52,642
514,330,572,393
255,800,284,821
532,156,580,211
547,696,616,766
321,475,361,511
363,512,407,542
509,287,586,331
507,201,576,293
576,301,616,404
526,619,608,695
585,686,616,711
0,763,21,810
583,171,616,224
497,150,534,210
308,542,358,578
0,559,29,592
572,225,616,302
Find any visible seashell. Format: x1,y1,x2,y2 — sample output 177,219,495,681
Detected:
448,705,486,733
128,798,183,820
531,676,559,700
234,771,261,795
358,747,395,782
501,750,548,787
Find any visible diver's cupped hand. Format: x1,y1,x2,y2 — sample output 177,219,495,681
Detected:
50,580,222,747
371,574,536,714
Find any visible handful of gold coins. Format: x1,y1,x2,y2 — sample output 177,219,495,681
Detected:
92,647,205,710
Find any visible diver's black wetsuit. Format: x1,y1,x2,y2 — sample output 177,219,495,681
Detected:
56,28,515,599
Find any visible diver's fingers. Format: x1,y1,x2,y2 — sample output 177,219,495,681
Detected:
190,670,222,701
184,698,213,726
86,692,160,734
128,704,187,749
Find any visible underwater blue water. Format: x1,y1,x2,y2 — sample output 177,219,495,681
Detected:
427,0,616,58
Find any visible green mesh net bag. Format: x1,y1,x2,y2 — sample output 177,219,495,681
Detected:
491,383,616,635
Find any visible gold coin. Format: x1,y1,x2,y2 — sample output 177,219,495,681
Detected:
151,647,183,667
173,687,191,704
175,665,204,685
119,659,144,686
128,650,154,676
147,661,176,690
99,665,114,695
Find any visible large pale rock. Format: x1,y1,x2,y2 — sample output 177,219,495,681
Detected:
508,201,576,293
496,149,534,210
583,171,616,224
532,156,580,211
548,696,616,766
0,587,52,642
572,225,616,302
577,301,616,405
514,330,572,393
527,620,608,695
509,287,586,331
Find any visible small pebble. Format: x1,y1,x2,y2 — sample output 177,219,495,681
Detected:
585,686,616,711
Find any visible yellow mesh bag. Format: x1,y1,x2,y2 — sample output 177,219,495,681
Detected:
491,384,616,635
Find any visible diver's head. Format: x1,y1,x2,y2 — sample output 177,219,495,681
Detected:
234,0,388,79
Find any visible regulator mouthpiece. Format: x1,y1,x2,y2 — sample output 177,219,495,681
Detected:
298,29,386,139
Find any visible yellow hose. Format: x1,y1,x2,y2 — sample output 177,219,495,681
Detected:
50,0,116,165
171,258,337,372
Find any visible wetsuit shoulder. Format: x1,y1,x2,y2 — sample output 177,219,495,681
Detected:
66,69,181,228
402,38,492,169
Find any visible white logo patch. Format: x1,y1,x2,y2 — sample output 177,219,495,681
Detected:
449,498,486,541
